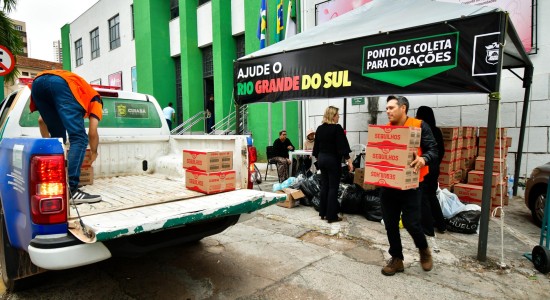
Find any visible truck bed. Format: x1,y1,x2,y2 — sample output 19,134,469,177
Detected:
69,174,284,242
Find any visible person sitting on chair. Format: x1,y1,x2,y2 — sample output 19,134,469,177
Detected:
298,129,315,176
272,130,294,182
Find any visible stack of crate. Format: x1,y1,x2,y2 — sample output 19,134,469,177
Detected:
183,149,235,194
453,127,511,216
438,127,462,190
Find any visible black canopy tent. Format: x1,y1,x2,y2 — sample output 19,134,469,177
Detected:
234,0,533,261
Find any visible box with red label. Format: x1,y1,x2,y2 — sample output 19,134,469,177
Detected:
440,127,459,140
365,145,415,168
353,168,377,190
461,148,472,160
443,139,456,152
454,158,463,173
460,168,468,183
460,157,475,170
439,161,455,174
367,125,420,149
495,181,509,205
478,127,507,138
79,166,94,186
456,138,463,150
438,172,455,185
462,126,476,138
439,183,454,192
185,170,236,194
506,136,512,147
364,164,419,190
474,156,506,173
453,169,463,183
453,183,483,204
81,149,93,167
183,150,233,172
441,149,456,163
477,146,507,158
467,170,499,186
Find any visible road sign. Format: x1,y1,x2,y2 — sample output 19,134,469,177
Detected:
0,45,16,76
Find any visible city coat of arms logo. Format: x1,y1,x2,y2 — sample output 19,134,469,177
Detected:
485,42,500,65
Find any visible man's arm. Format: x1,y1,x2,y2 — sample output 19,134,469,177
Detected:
419,121,438,166
88,117,100,164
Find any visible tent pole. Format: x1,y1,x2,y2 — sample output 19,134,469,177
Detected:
513,65,533,195
478,12,507,262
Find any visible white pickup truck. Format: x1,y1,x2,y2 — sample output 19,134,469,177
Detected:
0,86,283,291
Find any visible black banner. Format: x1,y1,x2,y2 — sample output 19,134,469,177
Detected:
235,12,503,105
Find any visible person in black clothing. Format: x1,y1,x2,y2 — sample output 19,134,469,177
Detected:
416,106,446,235
206,94,215,133
380,96,439,276
312,106,353,223
272,130,295,181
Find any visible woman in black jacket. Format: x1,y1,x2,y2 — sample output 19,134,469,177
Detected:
416,106,446,234
313,106,353,223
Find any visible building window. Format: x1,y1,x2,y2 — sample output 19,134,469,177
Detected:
14,24,23,31
131,5,135,39
109,14,121,50
170,0,179,19
22,72,29,76
202,46,213,78
236,34,245,59
75,38,83,67
90,27,100,59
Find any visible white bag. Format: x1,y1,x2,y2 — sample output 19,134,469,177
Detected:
438,188,466,219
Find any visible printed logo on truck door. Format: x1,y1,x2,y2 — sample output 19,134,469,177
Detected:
362,32,459,87
115,102,150,119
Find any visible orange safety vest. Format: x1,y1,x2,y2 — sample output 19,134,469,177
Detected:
387,117,429,182
30,70,103,120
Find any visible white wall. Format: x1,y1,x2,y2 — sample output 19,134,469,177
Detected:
197,2,213,48
69,0,135,91
232,0,245,35
301,0,550,179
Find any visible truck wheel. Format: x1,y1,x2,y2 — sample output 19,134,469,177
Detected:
0,209,40,292
532,245,550,274
530,187,546,227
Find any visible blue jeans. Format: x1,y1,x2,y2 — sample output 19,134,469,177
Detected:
31,74,88,192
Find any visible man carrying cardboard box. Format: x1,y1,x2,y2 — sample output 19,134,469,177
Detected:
380,96,439,276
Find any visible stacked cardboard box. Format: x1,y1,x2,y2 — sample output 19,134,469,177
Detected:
183,149,235,194
438,127,461,190
456,127,511,215
364,125,420,190
79,149,94,186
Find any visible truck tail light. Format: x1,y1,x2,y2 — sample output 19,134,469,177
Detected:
30,155,67,224
247,146,258,189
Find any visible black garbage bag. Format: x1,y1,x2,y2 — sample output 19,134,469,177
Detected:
300,174,321,200
445,210,481,234
340,166,354,184
363,188,382,222
312,195,321,212
340,184,364,214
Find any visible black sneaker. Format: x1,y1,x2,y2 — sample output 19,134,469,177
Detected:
71,189,102,204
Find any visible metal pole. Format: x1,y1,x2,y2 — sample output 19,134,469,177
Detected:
514,65,533,195
235,103,241,134
477,12,506,262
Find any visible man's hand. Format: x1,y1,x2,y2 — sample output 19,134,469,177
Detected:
287,145,293,150
410,152,426,173
90,151,98,164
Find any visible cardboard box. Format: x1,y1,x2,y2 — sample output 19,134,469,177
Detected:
183,149,233,172
79,166,94,186
364,164,419,190
276,188,304,208
440,127,459,140
467,170,499,186
439,183,454,192
443,139,456,152
353,168,377,190
453,183,483,204
438,172,455,185
506,136,512,147
462,126,476,138
453,169,463,183
81,149,93,167
474,156,506,173
365,145,416,168
478,136,507,147
439,161,455,174
477,146,507,158
441,149,456,162
456,138,463,150
478,127,507,138
460,157,475,170
367,125,421,149
185,169,236,194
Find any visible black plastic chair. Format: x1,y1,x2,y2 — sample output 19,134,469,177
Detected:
265,146,282,182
